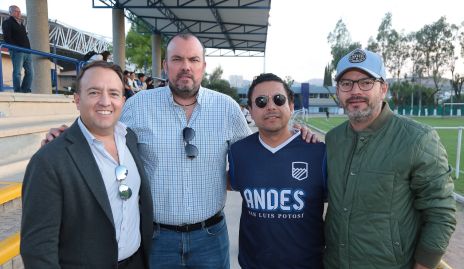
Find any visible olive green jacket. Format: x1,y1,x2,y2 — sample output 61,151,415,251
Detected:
324,103,456,269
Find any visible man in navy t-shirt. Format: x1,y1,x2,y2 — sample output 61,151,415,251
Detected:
228,73,326,269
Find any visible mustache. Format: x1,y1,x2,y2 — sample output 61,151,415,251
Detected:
176,71,193,79
346,96,369,103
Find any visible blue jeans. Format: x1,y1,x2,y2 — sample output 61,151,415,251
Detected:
150,216,230,269
10,51,33,92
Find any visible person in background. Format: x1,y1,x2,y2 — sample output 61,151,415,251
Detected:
21,61,153,269
123,70,135,99
137,73,147,90
2,5,33,93
228,73,326,268
157,79,167,88
145,77,155,90
86,51,111,63
239,103,252,124
101,50,111,62
324,48,456,269
128,72,140,92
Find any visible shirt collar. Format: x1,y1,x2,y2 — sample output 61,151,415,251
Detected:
259,129,300,154
77,117,127,145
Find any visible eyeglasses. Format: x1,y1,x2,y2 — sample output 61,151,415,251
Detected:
183,127,198,159
337,78,383,92
254,94,287,108
115,165,132,200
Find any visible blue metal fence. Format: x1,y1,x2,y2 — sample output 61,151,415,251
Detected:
0,43,85,93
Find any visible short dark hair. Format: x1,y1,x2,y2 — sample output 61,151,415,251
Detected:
247,73,294,107
101,51,111,61
137,73,145,79
75,61,124,94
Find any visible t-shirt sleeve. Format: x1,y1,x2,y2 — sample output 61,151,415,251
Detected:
227,147,237,191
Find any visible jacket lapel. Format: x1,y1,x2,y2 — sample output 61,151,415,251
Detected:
65,121,115,227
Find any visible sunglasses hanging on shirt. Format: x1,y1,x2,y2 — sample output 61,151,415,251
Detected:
183,127,199,159
115,165,132,200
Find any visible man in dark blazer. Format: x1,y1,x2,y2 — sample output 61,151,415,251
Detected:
20,61,153,269
2,5,33,92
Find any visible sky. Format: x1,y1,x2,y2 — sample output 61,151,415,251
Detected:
1,0,463,83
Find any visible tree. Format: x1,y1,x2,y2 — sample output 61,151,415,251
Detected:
413,16,458,106
323,64,339,106
389,81,435,107
388,31,409,81
327,19,361,73
373,13,410,81
371,13,410,109
125,20,165,72
450,24,464,102
407,32,426,81
202,66,239,101
450,58,463,102
375,13,394,60
366,36,380,52
323,64,332,87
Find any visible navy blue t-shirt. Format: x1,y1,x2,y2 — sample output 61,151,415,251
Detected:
229,132,326,269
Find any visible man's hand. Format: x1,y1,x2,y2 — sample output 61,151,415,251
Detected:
293,123,321,143
40,124,68,146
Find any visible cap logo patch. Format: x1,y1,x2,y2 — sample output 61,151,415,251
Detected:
349,49,366,63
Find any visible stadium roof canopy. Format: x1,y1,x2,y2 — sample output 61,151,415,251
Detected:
94,0,271,57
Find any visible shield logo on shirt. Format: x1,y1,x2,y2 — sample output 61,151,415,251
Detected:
292,162,308,181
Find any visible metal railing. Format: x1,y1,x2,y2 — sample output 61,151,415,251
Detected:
0,43,84,93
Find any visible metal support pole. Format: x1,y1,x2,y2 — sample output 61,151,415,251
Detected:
456,128,462,179
0,47,3,91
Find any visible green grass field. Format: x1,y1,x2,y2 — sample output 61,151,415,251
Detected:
301,115,464,194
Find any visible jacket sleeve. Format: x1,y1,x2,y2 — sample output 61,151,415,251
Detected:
2,19,13,44
410,129,456,268
20,153,62,269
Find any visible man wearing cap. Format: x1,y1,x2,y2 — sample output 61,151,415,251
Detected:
323,48,456,269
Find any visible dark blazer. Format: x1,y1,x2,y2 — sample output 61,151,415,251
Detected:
2,16,31,48
20,120,153,269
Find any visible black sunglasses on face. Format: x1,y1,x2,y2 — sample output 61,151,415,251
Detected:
254,94,287,108
183,127,199,159
115,165,132,200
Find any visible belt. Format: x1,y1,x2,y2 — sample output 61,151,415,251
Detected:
156,212,223,232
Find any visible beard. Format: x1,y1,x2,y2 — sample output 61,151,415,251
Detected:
342,95,381,123
169,71,200,98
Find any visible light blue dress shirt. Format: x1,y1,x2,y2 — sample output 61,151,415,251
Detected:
78,118,141,261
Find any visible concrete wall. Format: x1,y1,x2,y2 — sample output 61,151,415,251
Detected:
2,52,14,88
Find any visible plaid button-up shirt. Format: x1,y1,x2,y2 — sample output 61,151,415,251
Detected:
121,86,251,225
